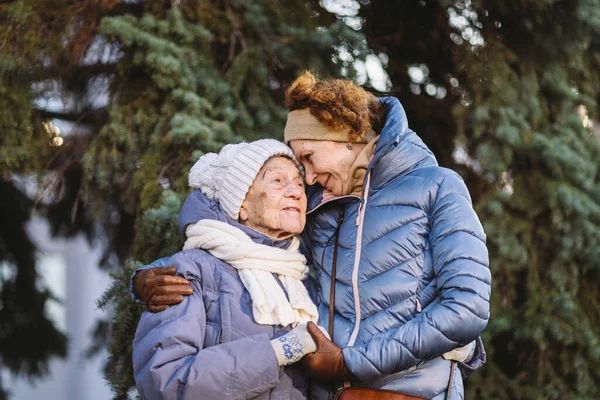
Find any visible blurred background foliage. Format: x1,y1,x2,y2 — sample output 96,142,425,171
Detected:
0,0,599,399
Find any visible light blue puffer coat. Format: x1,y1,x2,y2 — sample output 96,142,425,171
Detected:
132,191,319,400
303,97,491,399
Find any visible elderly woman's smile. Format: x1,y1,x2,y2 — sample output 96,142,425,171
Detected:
239,156,307,239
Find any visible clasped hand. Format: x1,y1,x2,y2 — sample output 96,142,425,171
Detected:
301,322,353,382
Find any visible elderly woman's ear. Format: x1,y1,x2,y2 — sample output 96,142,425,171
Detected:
239,205,249,223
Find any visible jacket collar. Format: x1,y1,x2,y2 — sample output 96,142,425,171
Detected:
179,190,291,249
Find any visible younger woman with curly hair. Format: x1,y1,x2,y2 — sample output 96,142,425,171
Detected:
282,71,489,399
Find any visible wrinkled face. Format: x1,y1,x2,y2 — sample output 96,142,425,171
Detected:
289,140,362,196
239,157,307,240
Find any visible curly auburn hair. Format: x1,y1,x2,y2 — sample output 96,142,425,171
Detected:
284,71,385,142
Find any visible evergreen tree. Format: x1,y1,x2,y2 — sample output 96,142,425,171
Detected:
0,0,366,398
359,1,600,398
3,0,599,399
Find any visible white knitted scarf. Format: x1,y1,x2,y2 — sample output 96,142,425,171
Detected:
184,220,319,327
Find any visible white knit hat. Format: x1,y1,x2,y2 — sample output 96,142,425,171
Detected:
188,139,299,221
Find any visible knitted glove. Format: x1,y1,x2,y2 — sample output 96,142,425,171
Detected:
442,340,477,362
271,323,319,367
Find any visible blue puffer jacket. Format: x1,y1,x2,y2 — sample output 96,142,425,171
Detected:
303,97,491,399
132,190,319,400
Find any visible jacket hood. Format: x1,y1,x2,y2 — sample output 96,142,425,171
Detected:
374,96,409,154
179,189,291,248
369,97,438,188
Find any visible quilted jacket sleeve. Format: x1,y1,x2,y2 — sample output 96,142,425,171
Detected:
343,172,491,382
132,252,281,400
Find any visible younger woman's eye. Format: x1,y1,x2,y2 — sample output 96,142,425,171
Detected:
305,154,312,161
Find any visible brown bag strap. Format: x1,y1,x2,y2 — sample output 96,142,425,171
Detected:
328,211,344,339
328,211,348,395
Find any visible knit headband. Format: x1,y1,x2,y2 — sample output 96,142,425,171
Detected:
284,108,376,144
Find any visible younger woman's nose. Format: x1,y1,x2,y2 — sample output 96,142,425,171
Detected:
304,167,317,185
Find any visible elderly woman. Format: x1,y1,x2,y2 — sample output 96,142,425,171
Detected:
132,139,326,400
136,73,490,400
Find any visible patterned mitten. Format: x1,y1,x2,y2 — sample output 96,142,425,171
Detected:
271,323,318,367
